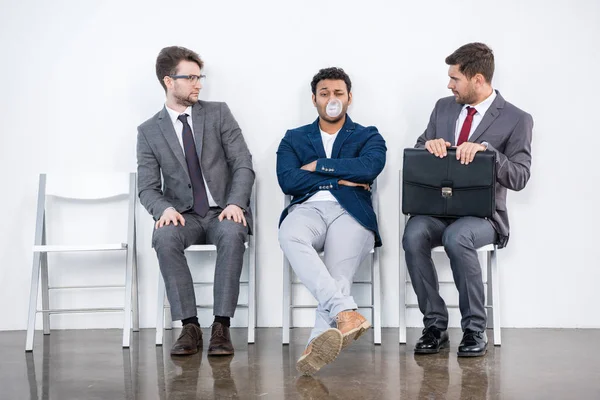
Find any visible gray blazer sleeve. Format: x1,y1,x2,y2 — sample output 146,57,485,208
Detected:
137,127,173,220
486,113,533,191
220,103,255,210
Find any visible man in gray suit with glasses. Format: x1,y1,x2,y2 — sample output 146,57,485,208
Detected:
403,43,533,357
137,46,254,357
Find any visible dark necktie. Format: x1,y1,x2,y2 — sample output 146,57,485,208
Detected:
456,106,478,146
178,114,210,217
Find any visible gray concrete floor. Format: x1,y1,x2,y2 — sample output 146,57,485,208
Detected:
1,328,599,399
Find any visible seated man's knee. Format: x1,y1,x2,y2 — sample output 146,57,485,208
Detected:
402,218,430,252
442,228,473,254
152,225,185,251
214,221,247,246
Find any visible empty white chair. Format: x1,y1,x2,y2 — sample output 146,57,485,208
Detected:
398,170,501,346
25,172,139,351
155,185,257,345
282,182,382,345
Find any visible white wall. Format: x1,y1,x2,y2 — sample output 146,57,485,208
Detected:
1,0,599,331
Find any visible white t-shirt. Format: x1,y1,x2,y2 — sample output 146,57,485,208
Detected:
305,128,340,203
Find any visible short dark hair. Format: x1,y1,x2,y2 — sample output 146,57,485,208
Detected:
155,46,204,92
445,43,495,83
310,67,352,95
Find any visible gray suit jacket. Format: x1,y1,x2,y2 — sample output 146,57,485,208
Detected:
415,91,533,247
137,101,254,230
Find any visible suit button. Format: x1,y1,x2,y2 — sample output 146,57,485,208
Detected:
188,184,192,188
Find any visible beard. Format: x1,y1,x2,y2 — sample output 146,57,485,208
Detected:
174,91,198,107
454,87,477,105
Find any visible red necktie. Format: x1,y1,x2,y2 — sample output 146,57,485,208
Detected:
456,106,478,146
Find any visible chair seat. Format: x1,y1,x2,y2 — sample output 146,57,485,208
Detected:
432,244,495,253
186,242,249,252
33,243,127,252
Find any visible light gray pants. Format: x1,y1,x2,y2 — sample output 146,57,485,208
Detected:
402,216,497,332
278,202,375,345
152,208,248,321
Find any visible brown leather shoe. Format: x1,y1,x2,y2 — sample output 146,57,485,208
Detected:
170,323,203,356
336,310,371,349
296,328,343,376
208,322,234,356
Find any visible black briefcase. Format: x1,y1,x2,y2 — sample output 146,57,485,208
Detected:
402,148,496,218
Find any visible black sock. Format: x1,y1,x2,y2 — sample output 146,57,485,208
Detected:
181,316,200,327
214,316,230,327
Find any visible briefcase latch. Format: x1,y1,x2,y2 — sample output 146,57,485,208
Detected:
441,187,453,198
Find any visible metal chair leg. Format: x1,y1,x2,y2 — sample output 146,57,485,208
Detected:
282,255,291,345
373,248,382,345
156,272,166,346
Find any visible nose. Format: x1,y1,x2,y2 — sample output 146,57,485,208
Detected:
447,80,454,90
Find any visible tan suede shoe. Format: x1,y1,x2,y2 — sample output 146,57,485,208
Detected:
336,310,371,349
296,328,343,376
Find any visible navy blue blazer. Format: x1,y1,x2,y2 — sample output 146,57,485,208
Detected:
276,115,386,247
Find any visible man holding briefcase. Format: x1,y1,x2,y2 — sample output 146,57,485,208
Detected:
403,43,533,356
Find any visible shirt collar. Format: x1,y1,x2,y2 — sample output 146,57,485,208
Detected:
165,104,193,126
464,89,496,116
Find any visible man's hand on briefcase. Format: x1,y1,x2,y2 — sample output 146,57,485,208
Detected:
455,142,487,165
338,180,370,191
425,138,451,157
426,138,486,165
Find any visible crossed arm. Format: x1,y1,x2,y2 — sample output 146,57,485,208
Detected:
276,128,386,196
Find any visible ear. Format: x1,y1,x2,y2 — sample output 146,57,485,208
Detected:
474,73,485,87
312,94,317,107
163,76,173,90
348,92,353,106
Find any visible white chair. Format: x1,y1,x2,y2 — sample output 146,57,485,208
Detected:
282,182,382,345
398,170,501,346
25,173,139,351
155,185,257,345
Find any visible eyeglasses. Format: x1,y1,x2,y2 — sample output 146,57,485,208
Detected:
169,74,206,85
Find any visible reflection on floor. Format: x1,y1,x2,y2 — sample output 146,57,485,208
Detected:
1,328,599,399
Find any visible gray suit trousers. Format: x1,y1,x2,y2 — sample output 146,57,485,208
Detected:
152,208,248,321
402,216,497,332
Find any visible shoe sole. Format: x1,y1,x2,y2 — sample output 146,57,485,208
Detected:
171,343,202,356
457,348,487,357
414,340,450,354
296,329,343,376
341,320,372,349
208,349,235,356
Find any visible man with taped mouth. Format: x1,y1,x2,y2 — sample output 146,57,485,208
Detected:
276,67,386,375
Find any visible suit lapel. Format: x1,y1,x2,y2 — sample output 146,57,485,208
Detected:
191,102,205,161
308,118,326,158
469,91,505,143
331,115,355,158
158,107,188,174
447,102,463,145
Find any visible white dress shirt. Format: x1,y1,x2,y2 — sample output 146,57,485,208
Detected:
164,104,218,208
305,129,340,203
454,89,497,145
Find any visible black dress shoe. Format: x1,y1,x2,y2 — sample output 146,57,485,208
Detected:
208,322,235,356
171,323,203,356
414,327,449,354
457,329,487,357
